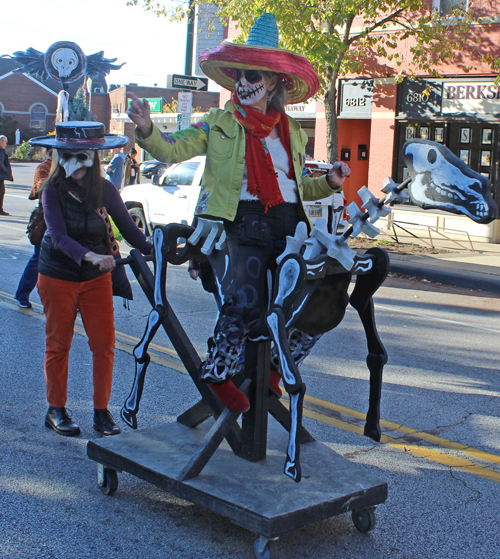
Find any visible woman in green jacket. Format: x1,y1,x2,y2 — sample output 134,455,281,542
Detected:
127,13,350,413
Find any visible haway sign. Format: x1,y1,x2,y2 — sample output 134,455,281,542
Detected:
167,74,208,91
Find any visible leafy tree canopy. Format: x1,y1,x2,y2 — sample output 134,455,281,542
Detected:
128,0,499,160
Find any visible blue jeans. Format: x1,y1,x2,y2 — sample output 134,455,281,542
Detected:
15,244,40,304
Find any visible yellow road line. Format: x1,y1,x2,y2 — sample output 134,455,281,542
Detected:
304,394,500,467
303,397,500,484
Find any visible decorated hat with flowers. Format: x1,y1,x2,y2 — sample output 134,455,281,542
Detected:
199,13,320,104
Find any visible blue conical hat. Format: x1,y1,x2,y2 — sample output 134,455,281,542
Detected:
199,13,319,104
247,13,280,48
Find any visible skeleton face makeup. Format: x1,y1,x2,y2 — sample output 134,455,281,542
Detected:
51,48,78,78
235,69,269,106
57,149,95,178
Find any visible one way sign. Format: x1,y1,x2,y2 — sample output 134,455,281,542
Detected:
167,74,209,91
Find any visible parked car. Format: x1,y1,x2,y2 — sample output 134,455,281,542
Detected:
139,160,168,180
121,155,206,235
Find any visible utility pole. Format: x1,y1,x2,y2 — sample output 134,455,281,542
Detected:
185,0,195,76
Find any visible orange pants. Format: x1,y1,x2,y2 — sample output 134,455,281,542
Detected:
38,273,115,409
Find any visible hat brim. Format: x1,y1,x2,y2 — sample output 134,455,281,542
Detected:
29,134,129,150
199,42,320,104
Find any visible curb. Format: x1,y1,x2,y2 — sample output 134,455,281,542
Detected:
389,259,500,293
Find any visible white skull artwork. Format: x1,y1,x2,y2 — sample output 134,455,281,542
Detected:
235,69,268,106
57,149,95,178
51,48,78,78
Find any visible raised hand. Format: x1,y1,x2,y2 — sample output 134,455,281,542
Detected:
327,161,351,189
126,92,153,137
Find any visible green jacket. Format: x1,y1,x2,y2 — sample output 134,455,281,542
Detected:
135,102,338,223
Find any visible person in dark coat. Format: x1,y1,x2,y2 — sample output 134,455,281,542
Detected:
0,135,14,215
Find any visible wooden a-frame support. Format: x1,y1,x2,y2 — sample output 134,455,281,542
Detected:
124,249,315,481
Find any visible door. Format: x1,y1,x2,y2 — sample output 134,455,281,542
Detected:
447,122,498,204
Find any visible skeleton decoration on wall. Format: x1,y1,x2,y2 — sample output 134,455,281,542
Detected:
8,41,124,90
122,140,497,482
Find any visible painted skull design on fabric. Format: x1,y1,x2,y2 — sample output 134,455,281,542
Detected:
57,149,95,178
235,69,268,105
51,48,78,78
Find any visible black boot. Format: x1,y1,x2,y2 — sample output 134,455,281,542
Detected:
94,409,121,436
45,406,81,437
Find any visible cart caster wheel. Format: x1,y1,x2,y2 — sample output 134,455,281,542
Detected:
97,464,118,496
352,507,376,533
254,537,279,559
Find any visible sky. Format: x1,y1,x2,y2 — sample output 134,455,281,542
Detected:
2,0,215,89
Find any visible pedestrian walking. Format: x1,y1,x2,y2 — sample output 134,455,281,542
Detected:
15,150,53,308
124,148,140,186
105,147,126,190
0,135,14,215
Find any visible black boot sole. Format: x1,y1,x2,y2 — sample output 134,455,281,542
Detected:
93,425,121,437
45,419,81,437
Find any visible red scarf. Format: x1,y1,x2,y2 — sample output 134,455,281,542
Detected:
231,92,294,212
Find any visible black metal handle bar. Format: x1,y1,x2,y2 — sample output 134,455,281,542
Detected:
115,254,154,266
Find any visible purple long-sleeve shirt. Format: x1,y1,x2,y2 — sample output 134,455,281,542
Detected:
42,180,152,264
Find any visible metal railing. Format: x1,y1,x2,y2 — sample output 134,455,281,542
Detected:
388,220,475,252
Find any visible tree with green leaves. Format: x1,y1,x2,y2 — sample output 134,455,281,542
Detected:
128,0,499,162
69,87,94,121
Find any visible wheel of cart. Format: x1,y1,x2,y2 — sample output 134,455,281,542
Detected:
96,463,119,496
254,536,279,559
351,507,377,533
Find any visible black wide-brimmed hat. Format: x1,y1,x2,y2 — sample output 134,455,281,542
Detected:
29,121,128,150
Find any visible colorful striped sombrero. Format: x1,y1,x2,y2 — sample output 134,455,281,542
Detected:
199,13,320,105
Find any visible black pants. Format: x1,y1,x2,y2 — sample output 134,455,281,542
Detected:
201,202,302,383
0,179,5,211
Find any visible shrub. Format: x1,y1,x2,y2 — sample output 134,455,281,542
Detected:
13,141,34,160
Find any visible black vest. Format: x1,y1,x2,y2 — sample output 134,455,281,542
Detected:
39,192,109,282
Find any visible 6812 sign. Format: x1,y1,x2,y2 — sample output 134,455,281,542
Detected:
344,97,367,107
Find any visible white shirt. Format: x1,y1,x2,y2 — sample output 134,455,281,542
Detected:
240,136,298,203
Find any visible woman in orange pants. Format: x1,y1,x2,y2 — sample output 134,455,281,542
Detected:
30,122,152,437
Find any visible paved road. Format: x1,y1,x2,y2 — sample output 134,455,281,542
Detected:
1,163,500,559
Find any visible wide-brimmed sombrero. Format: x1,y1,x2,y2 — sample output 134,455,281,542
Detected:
29,121,129,150
199,13,320,104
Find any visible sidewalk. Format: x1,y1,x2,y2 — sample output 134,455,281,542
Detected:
374,229,500,293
